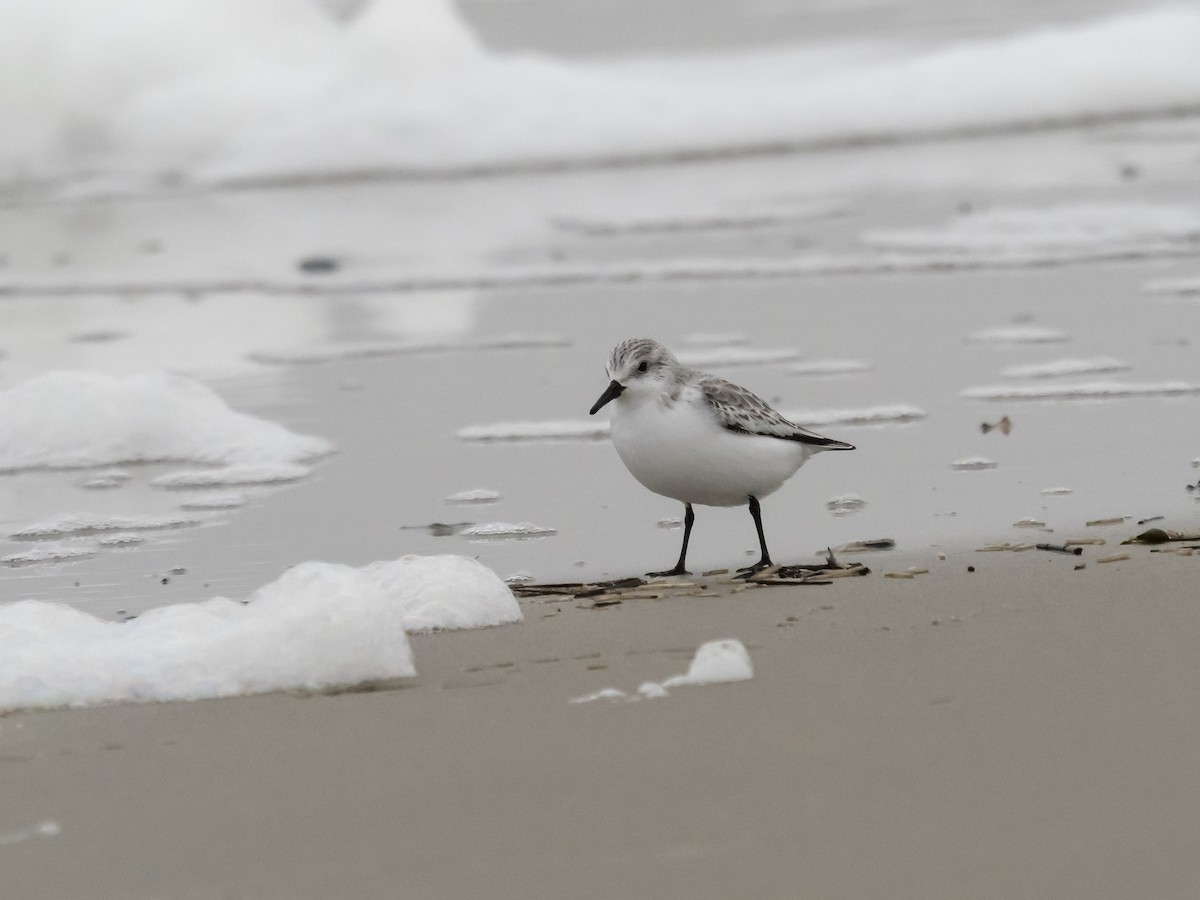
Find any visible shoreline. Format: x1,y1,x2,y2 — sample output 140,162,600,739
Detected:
4,540,1200,899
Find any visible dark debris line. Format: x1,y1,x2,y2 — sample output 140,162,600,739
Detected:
509,552,870,605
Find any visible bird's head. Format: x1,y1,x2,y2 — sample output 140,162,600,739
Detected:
590,338,681,415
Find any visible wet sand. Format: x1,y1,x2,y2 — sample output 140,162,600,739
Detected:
5,546,1200,900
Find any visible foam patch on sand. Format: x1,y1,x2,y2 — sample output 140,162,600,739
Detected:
571,639,753,704
826,493,867,515
966,326,1069,345
655,639,754,689
151,463,313,489
10,513,202,540
0,555,519,712
1000,357,1132,378
459,522,557,540
179,493,248,511
445,488,502,504
2,542,96,567
961,381,1200,401
0,371,332,471
951,457,999,471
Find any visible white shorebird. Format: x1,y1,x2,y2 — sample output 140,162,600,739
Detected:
589,337,855,576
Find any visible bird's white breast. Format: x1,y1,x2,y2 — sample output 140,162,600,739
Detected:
609,386,811,507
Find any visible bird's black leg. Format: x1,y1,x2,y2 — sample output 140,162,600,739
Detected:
647,503,694,577
737,495,774,573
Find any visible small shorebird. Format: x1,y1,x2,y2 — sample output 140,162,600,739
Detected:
589,338,855,576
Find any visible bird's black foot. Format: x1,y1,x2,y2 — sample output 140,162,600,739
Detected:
736,558,774,575
646,566,690,578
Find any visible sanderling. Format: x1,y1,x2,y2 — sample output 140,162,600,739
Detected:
590,338,855,576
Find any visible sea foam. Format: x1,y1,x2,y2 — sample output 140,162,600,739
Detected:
0,554,520,712
1,2,1198,189
571,639,754,704
0,371,332,471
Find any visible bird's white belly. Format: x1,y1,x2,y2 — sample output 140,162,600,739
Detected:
611,398,810,507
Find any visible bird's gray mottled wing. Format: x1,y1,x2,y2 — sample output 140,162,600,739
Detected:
700,376,855,449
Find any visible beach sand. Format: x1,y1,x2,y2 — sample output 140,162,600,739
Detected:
5,545,1200,899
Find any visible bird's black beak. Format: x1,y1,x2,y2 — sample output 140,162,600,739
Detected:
589,380,625,415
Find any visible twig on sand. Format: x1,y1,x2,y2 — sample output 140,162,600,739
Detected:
1036,543,1084,555
1122,528,1200,545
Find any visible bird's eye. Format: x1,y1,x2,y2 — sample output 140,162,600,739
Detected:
637,361,649,373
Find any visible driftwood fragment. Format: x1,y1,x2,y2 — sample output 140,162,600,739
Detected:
1122,528,1200,545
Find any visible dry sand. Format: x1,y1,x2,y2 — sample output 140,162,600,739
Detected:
5,544,1200,900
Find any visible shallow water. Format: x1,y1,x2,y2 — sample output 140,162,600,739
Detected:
1,9,1199,617
2,150,1199,619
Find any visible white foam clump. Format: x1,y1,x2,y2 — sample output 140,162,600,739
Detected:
1000,357,1131,379
10,513,201,540
179,493,247,511
3,2,1199,187
2,542,95,567
151,463,312,489
445,488,501,504
961,381,1200,401
97,533,145,546
865,204,1200,260
659,639,754,688
951,457,998,471
826,493,866,514
966,326,1069,345
0,555,520,712
460,522,557,540
0,372,331,472
572,639,753,704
